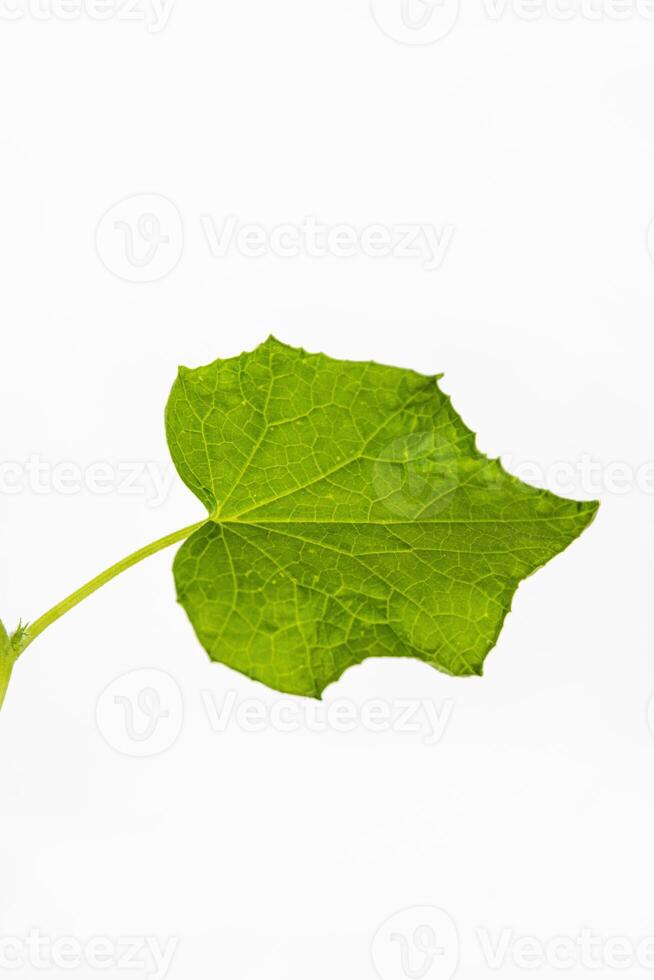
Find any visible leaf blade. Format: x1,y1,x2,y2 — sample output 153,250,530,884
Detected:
167,337,598,696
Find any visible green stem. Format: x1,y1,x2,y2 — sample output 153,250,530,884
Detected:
20,520,206,653
0,621,15,710
0,656,14,711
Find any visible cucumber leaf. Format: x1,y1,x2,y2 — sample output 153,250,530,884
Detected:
166,337,598,697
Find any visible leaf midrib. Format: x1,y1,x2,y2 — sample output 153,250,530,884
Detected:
211,514,591,526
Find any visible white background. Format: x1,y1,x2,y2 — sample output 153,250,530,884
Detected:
1,2,653,978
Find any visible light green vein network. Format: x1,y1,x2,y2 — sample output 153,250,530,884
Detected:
165,336,598,697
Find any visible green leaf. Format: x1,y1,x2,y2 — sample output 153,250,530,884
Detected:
165,337,598,697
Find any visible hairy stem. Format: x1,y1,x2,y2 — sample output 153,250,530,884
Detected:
20,520,206,653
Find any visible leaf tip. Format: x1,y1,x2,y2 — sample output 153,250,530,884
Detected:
571,498,600,534
260,334,290,354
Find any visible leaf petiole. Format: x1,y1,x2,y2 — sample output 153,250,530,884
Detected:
17,520,206,655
